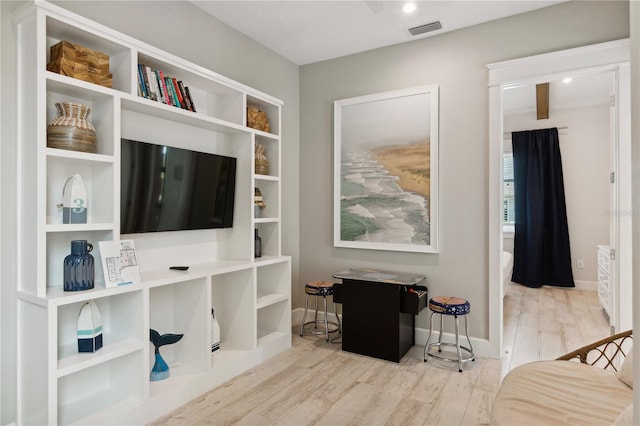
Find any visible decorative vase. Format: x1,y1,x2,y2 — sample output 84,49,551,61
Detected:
254,229,262,258
150,329,183,381
77,300,103,352
62,173,88,224
47,101,97,153
63,240,95,291
211,308,220,353
255,144,269,175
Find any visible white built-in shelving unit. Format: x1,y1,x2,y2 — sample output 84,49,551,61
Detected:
14,1,291,424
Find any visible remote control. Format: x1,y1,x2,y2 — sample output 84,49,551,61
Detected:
169,266,189,271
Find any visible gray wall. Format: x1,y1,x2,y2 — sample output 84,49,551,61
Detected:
0,1,299,423
298,1,630,338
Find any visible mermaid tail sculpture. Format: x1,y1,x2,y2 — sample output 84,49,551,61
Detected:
150,328,183,381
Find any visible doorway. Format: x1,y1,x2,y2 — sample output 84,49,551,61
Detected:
487,40,631,360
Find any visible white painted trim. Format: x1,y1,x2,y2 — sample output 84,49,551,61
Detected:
487,39,630,86
487,40,631,362
574,280,598,292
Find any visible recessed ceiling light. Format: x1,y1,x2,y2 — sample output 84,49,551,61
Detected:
403,2,417,14
563,77,573,84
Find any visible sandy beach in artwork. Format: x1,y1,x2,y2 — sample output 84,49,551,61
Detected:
371,142,430,200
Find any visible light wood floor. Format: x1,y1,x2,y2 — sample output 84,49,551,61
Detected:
150,283,610,426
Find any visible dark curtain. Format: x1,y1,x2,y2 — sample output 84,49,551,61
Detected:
511,128,574,288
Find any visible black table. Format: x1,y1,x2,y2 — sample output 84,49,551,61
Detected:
333,268,427,363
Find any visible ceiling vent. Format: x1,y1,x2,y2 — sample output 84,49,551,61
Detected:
408,21,442,36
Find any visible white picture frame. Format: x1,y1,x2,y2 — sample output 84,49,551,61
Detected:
98,239,141,288
333,85,439,253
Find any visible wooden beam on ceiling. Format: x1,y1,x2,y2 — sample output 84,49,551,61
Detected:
536,82,549,120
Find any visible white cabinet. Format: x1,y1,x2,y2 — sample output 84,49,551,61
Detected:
597,244,611,317
14,1,290,424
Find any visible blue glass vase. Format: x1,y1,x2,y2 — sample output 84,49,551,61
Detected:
63,240,95,291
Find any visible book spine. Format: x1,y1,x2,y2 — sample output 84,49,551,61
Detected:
145,66,158,101
164,77,174,106
177,81,192,111
166,77,179,107
154,71,166,104
137,64,148,98
141,66,151,100
158,71,171,105
184,86,196,112
171,77,186,109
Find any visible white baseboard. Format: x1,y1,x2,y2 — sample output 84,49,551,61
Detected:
574,280,597,291
291,308,493,358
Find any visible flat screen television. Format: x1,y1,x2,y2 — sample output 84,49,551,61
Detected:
121,138,236,233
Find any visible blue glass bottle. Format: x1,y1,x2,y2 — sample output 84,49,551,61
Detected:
64,240,95,291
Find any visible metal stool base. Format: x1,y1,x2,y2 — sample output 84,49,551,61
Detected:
423,309,475,372
300,320,340,336
298,289,342,342
425,342,475,364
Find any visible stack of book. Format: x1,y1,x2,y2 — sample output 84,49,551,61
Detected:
137,64,196,112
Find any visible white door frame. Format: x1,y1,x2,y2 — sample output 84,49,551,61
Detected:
486,39,631,358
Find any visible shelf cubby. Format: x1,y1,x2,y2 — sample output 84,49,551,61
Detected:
45,15,132,93
211,269,254,352
253,179,279,220
149,279,209,382
247,95,280,136
46,155,114,225
46,230,114,292
57,351,144,425
46,79,117,157
256,260,290,309
257,301,290,345
57,291,144,375
137,52,244,125
254,134,280,178
254,222,280,258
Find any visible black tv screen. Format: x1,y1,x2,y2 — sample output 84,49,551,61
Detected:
121,139,236,233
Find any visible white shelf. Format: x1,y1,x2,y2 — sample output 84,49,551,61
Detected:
254,217,279,224
256,292,288,309
254,174,279,181
57,338,143,377
45,147,115,163
45,223,115,232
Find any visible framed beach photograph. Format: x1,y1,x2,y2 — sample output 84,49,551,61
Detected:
333,85,439,253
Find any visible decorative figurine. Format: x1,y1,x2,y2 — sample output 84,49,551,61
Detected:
62,173,88,224
77,300,103,352
149,329,183,381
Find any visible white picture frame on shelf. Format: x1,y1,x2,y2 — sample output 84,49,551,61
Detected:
333,85,439,253
99,239,141,288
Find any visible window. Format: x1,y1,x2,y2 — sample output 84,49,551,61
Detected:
503,150,515,224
